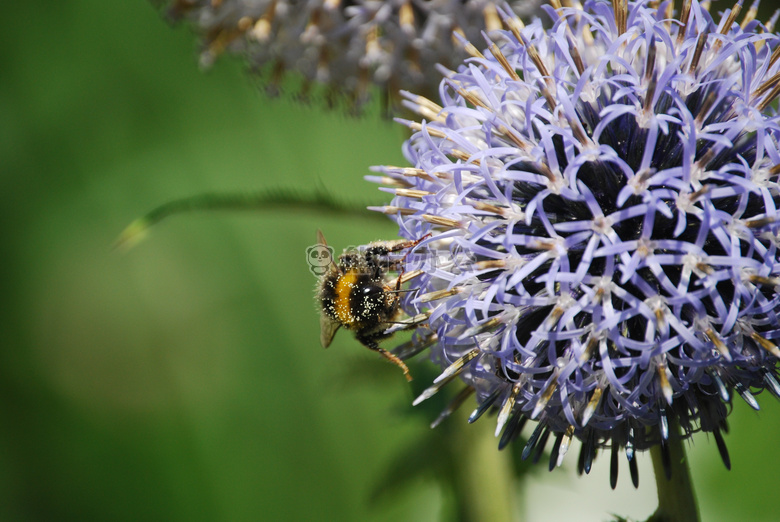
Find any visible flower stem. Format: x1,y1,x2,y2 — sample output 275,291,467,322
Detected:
450,408,519,522
647,419,699,522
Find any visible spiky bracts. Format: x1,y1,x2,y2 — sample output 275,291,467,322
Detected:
371,0,780,487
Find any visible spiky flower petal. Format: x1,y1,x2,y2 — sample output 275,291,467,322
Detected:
373,0,780,486
157,0,541,110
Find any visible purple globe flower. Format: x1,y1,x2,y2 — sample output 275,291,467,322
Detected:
157,0,541,110
370,0,780,487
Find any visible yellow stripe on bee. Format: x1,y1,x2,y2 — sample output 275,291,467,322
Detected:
334,269,360,326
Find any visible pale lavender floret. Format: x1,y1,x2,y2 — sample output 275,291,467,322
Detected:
372,0,780,484
157,0,543,110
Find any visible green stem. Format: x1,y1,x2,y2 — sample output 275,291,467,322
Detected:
449,408,519,522
647,419,699,522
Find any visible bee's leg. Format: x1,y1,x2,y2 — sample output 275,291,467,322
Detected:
381,233,432,254
360,337,412,382
393,233,431,291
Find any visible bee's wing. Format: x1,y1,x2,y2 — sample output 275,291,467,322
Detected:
317,229,339,271
317,228,341,347
320,313,341,348
316,229,328,247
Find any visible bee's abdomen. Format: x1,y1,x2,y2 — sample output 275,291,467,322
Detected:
322,269,390,330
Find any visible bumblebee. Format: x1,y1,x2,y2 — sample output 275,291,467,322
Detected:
315,230,426,381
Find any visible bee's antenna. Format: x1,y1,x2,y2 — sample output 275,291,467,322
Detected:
115,187,393,250
386,288,419,295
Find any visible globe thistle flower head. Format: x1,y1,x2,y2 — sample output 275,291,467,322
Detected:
158,0,541,111
371,0,780,486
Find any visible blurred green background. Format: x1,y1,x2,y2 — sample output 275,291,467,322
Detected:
2,1,779,520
